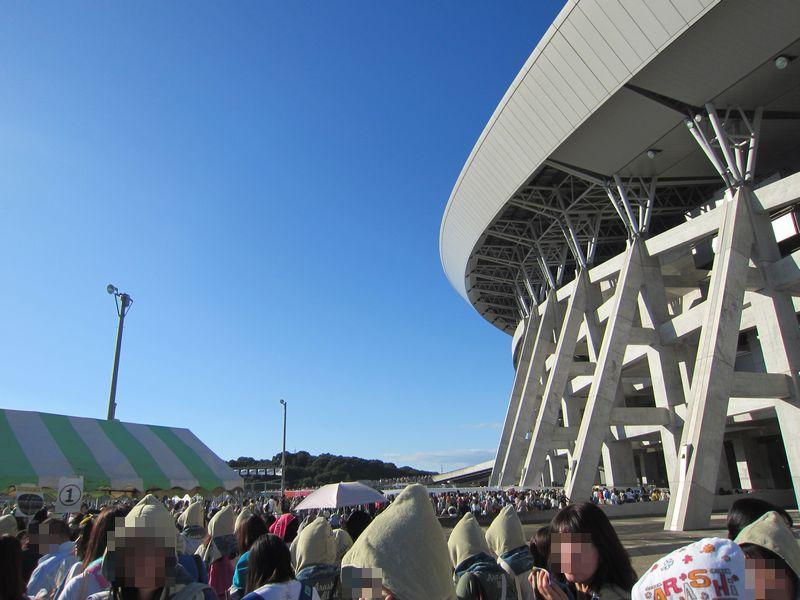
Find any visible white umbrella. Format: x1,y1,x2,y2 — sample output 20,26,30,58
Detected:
295,482,386,510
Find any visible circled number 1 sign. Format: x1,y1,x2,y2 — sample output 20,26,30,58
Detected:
55,477,84,514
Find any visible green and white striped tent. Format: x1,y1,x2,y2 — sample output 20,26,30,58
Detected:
0,409,243,494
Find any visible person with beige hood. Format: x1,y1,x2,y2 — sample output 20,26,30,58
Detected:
485,506,535,600
178,503,207,557
196,506,237,600
449,512,518,600
86,494,214,600
294,517,340,600
735,511,800,600
341,483,456,600
0,513,19,537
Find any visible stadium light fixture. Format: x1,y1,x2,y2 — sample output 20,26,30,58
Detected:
106,284,133,420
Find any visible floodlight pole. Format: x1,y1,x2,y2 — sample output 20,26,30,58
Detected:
107,290,132,421
280,399,287,502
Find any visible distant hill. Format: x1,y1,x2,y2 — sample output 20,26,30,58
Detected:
228,451,433,488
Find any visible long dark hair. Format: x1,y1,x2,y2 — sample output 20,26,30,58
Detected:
727,498,793,540
550,503,637,592
84,505,130,569
0,535,25,600
246,534,294,592
237,515,269,555
529,525,551,569
343,510,372,542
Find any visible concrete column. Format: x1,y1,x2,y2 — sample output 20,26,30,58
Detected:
566,240,644,500
731,438,753,490
717,445,734,492
639,254,686,493
542,456,553,487
520,273,594,487
748,185,800,500
490,312,540,486
602,440,638,488
495,291,560,486
637,452,648,485
666,188,755,531
546,453,568,487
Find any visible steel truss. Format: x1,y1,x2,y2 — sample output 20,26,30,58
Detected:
467,164,719,331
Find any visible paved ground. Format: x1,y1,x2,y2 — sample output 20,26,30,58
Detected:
444,510,800,576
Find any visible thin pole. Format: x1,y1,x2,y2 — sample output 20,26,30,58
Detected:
280,400,287,502
107,294,130,420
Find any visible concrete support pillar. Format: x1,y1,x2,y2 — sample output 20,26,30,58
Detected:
639,255,686,493
666,188,755,531
717,445,734,492
520,273,594,487
602,439,638,488
547,453,568,487
490,312,540,486
494,291,559,486
731,438,753,490
637,452,648,484
542,457,553,487
565,240,644,500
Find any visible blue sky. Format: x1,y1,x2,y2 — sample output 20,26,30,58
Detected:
0,1,564,473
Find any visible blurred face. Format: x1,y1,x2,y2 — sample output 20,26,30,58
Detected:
552,533,599,585
745,557,795,600
113,532,176,589
29,524,66,554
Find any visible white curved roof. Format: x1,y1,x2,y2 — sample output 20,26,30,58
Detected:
439,0,722,302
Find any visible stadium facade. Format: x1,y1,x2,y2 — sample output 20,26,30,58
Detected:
439,0,800,530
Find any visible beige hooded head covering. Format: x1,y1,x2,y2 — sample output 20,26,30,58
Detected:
197,505,236,566
103,494,178,582
235,507,253,533
177,501,205,530
735,510,800,578
0,514,19,537
342,483,456,600
448,512,491,569
333,528,353,564
485,505,526,557
295,516,337,572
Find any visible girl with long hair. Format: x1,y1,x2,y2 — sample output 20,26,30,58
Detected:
534,503,636,600
242,534,319,600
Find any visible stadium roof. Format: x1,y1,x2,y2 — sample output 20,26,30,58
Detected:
440,0,800,333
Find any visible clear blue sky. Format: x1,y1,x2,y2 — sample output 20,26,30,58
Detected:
0,1,564,473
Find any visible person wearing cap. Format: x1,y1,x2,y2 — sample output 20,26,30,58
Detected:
86,494,214,600
293,517,340,599
448,512,518,600
341,483,456,600
486,506,535,600
632,538,748,600
735,510,800,600
196,506,237,600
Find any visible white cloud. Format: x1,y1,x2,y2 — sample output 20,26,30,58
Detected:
382,448,495,473
461,422,502,430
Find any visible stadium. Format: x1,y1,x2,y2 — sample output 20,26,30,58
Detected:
439,0,800,530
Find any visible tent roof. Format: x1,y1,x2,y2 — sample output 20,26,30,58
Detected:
0,408,242,494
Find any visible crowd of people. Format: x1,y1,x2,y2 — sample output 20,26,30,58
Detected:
429,489,570,518
0,485,797,600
